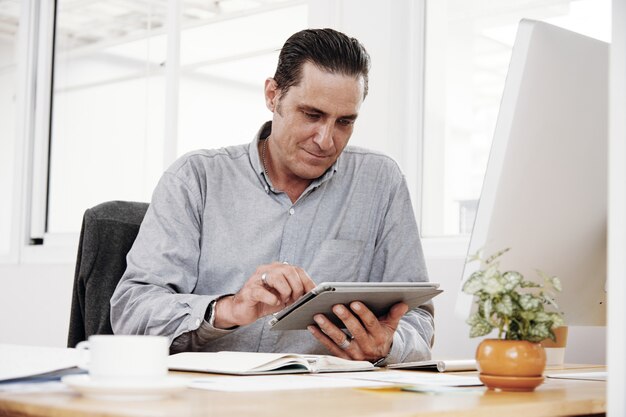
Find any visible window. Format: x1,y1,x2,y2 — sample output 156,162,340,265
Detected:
49,0,166,234
0,0,20,258
421,0,611,237
46,0,307,235
176,4,307,155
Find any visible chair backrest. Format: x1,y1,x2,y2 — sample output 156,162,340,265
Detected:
67,200,149,348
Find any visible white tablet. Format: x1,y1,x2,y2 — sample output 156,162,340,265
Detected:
269,282,442,331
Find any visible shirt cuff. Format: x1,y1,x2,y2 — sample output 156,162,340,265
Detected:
379,332,403,366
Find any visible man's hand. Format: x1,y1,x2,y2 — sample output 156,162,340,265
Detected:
307,301,409,362
213,262,316,329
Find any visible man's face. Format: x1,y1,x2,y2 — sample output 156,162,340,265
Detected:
265,61,365,183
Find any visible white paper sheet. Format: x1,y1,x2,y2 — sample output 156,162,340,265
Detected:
314,370,483,387
0,381,71,393
546,371,607,381
188,374,394,392
0,344,84,382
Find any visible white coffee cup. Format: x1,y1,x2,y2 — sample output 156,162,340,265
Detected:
76,335,169,382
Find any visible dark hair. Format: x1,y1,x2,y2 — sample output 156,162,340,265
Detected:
273,28,371,99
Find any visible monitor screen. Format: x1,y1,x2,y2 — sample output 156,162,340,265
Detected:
455,19,608,326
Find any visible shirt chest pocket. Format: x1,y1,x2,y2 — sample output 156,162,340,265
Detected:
306,239,365,283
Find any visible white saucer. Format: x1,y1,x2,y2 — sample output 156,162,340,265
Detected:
61,374,187,401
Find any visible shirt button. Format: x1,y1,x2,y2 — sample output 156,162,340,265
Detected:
195,318,201,326
264,186,269,193
289,208,295,215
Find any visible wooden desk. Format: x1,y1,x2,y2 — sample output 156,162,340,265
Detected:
0,367,606,417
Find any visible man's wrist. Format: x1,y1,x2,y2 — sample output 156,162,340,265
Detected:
212,295,239,329
372,352,391,367
371,343,394,366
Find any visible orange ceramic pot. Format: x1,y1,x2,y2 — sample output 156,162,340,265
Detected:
476,339,546,376
476,339,547,391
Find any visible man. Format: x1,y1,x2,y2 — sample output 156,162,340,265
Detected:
111,28,434,365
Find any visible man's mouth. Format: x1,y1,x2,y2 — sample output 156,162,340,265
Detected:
303,149,329,159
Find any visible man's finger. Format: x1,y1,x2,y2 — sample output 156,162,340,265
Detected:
248,286,282,306
298,268,317,293
313,313,355,348
347,302,381,333
281,266,305,300
332,304,369,341
382,302,409,329
307,325,351,359
261,271,294,303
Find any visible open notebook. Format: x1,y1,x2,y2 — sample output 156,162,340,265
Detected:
168,351,375,375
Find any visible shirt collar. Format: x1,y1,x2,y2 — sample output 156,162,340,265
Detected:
248,121,340,193
249,121,271,181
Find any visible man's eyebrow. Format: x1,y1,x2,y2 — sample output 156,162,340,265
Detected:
298,105,358,120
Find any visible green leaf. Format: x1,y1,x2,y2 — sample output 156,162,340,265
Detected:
542,294,561,311
549,276,563,292
533,311,551,323
482,298,493,320
485,247,510,265
466,249,483,264
466,314,478,325
469,320,493,338
502,271,523,291
495,294,514,316
482,274,504,295
462,274,484,295
466,313,494,338
528,323,550,342
519,294,541,311
550,313,565,328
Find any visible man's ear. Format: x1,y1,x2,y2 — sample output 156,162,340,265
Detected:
264,78,279,112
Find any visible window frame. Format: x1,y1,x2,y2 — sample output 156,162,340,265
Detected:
6,0,62,264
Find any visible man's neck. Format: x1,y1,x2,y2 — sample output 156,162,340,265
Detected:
280,181,310,204
260,140,310,203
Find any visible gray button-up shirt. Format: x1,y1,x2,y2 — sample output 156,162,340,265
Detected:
110,122,434,364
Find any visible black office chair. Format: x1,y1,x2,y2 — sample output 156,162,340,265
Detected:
67,200,149,348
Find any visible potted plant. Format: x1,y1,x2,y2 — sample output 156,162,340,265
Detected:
462,248,564,391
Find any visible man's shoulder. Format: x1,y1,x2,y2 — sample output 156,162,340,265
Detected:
166,144,249,175
341,146,403,175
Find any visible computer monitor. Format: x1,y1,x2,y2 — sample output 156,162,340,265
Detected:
455,19,608,326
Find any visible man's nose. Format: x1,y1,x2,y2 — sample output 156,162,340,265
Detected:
313,122,334,151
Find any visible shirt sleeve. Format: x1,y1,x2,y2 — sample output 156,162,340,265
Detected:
110,163,234,345
371,173,435,364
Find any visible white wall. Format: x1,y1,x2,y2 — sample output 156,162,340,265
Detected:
0,264,74,347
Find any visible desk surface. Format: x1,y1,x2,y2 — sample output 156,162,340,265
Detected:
0,366,606,417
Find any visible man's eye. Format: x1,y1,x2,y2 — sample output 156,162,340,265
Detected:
304,112,320,120
337,119,354,127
